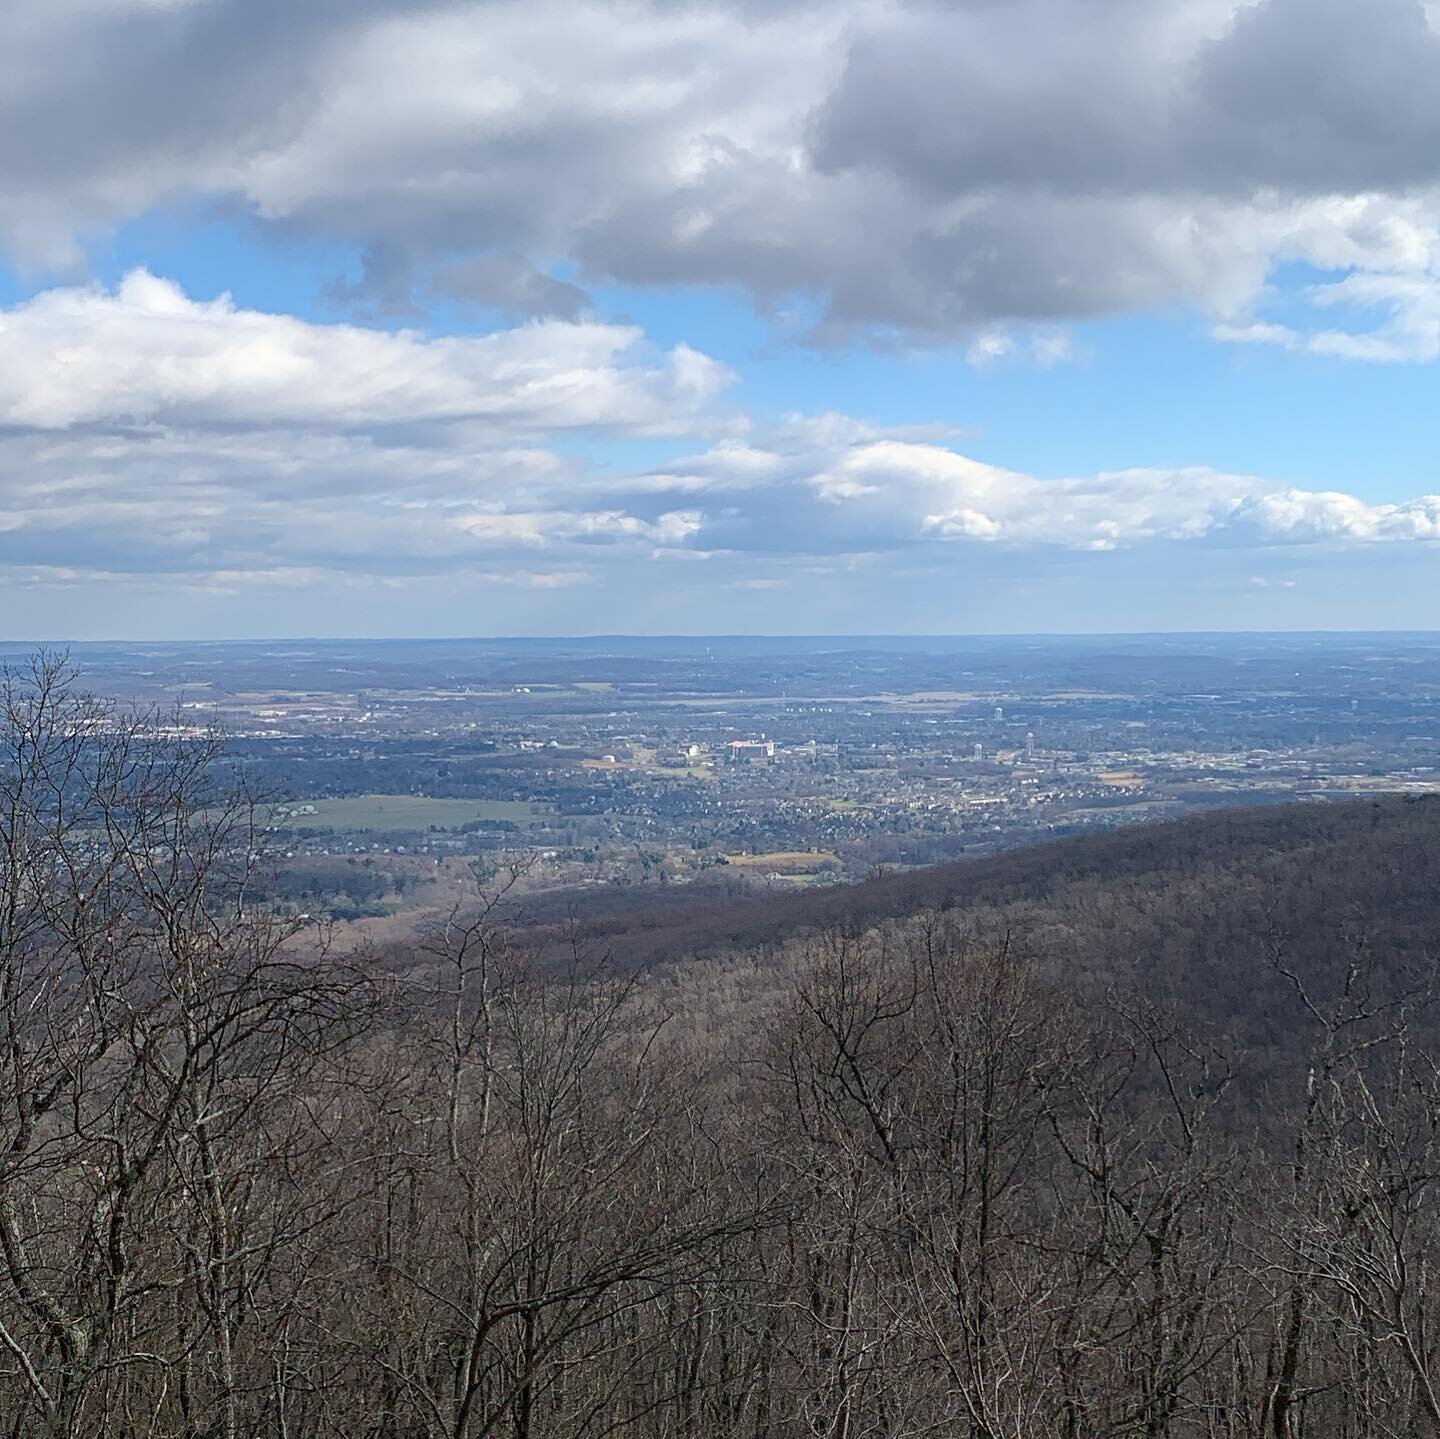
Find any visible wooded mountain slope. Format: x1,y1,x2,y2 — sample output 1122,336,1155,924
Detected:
8,658,1440,1438
537,795,1440,989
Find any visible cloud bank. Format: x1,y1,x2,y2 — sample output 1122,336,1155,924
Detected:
4,0,1440,346
1,276,1437,629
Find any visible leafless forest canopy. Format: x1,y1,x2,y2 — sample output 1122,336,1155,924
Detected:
7,655,1440,1438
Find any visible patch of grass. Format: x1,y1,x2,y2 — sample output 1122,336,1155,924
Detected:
724,850,843,870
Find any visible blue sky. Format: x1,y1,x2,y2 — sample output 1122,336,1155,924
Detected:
3,0,1440,639
46,220,1440,491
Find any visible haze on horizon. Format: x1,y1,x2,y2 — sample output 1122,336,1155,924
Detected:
4,0,1440,639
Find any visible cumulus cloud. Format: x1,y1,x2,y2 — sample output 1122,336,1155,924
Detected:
1237,489,1440,541
4,0,1440,346
0,273,736,591
0,275,1437,626
650,439,1440,556
0,270,733,433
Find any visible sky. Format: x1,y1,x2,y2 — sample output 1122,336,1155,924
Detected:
4,0,1440,639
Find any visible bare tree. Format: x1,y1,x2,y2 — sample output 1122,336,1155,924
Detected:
0,655,369,1439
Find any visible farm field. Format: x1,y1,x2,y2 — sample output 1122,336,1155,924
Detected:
272,795,550,831
724,850,842,871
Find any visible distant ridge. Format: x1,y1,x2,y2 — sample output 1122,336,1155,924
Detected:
517,796,1440,995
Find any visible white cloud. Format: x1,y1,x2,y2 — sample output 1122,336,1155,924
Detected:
0,270,734,434
1216,272,1440,361
452,508,702,548
652,437,1440,555
0,274,1437,626
1238,489,1440,541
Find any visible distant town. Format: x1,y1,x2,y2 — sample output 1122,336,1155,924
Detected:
17,633,1440,922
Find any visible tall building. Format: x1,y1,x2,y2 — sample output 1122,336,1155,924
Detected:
727,739,776,763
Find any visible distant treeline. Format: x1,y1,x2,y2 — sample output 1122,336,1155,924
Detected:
7,655,1440,1437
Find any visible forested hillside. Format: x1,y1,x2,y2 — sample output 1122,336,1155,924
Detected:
6,658,1440,1438
528,795,1440,1101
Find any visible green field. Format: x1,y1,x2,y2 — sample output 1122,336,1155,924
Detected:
724,849,843,870
272,795,549,832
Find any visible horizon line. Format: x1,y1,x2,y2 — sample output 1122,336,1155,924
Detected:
5,627,1440,647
